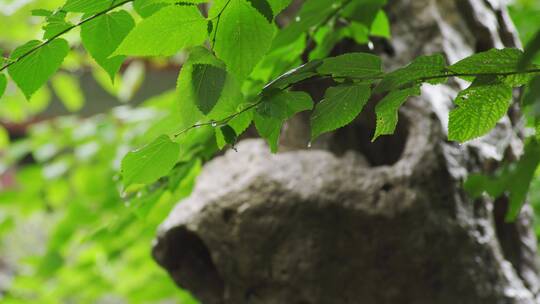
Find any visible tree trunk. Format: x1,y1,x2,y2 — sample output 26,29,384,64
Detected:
152,0,540,303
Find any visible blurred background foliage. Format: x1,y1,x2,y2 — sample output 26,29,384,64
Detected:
509,0,540,235
0,0,538,303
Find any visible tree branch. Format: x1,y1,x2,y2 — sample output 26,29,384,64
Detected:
0,0,134,73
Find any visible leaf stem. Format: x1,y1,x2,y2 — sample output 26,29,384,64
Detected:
0,0,134,73
173,66,540,139
210,0,233,51
174,98,263,138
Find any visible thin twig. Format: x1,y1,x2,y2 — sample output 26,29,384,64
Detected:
305,0,353,52
210,0,232,51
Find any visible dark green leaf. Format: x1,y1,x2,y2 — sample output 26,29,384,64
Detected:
464,140,540,221
519,30,540,70
255,91,313,151
374,54,447,94
450,48,523,74
342,0,386,27
247,0,274,23
311,84,371,140
373,86,421,141
191,64,228,114
219,125,238,146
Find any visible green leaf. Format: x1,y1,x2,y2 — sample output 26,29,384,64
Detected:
63,0,124,13
519,30,540,70
370,10,390,38
264,60,323,91
51,73,85,112
254,90,313,152
176,47,245,130
450,48,523,74
133,0,207,17
373,86,421,141
121,135,180,186
211,0,275,80
216,125,238,149
267,0,291,14
247,0,274,23
308,26,348,60
311,84,371,140
448,80,513,142
191,64,227,114
114,6,207,57
342,0,386,27
317,52,382,78
374,54,447,94
505,141,540,220
8,39,69,99
0,74,6,99
81,10,135,81
523,75,540,108
42,11,72,40
32,9,53,17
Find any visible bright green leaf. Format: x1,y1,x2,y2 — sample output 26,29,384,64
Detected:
63,0,124,13
8,39,69,99
311,84,371,140
448,80,513,142
42,11,72,40
121,135,180,186
211,0,275,79
114,6,207,57
81,10,135,81
51,73,85,112
370,10,390,38
0,74,6,99
0,125,9,149
133,0,206,17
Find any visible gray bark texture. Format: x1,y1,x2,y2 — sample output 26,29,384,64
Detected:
152,0,540,303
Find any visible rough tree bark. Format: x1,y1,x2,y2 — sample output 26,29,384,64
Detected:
152,0,540,303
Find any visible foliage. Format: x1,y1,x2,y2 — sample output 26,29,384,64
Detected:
0,0,539,302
